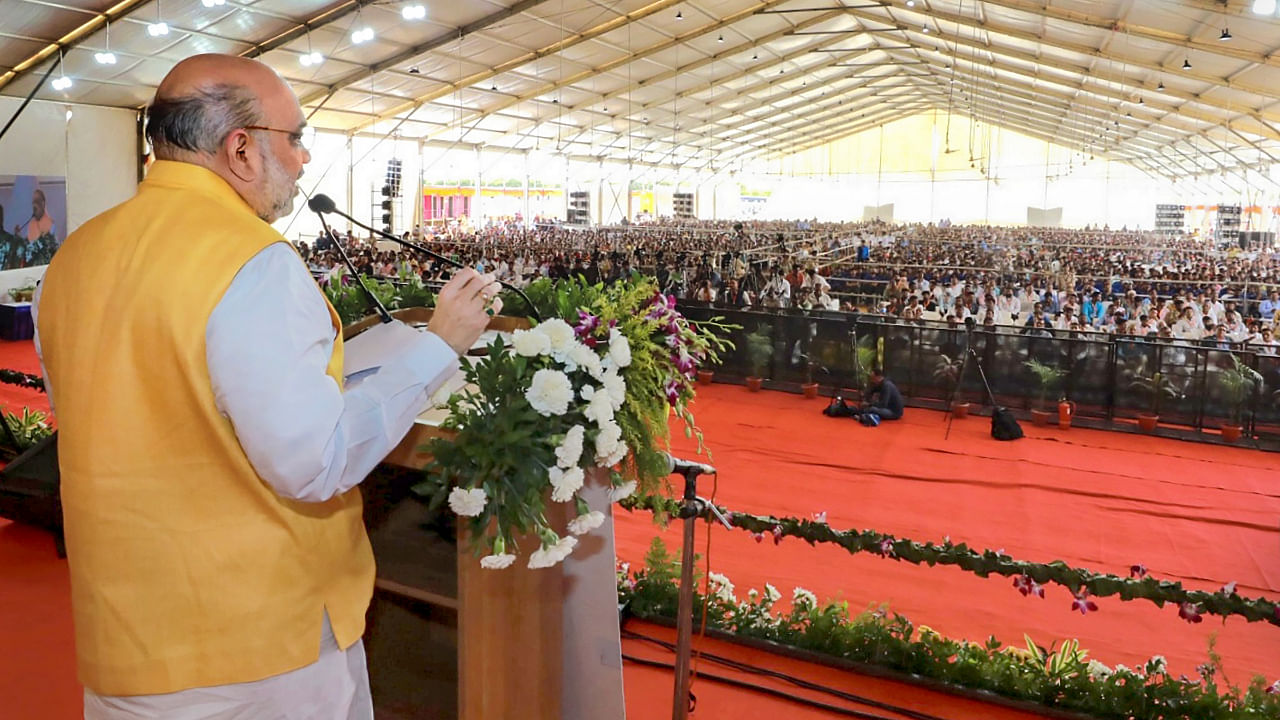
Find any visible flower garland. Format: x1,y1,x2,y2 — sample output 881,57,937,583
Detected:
415,277,734,569
0,368,46,392
619,538,1280,720
619,494,1280,626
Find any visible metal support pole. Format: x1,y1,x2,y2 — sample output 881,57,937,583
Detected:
671,469,699,720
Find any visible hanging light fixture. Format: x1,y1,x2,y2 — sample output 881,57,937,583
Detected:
95,20,117,64
675,10,683,20
1252,0,1276,15
51,48,72,91
401,5,426,21
352,26,375,44
1182,58,1191,70
718,34,724,43
1157,80,1165,91
147,0,169,36
299,30,323,67
1219,27,1233,40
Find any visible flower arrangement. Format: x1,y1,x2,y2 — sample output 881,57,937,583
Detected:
620,494,1280,625
415,276,733,569
621,538,1280,720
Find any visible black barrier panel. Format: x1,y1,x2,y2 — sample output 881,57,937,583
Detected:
688,303,1274,444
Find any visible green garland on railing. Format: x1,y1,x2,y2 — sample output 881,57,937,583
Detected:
619,494,1280,626
0,368,46,392
619,538,1280,720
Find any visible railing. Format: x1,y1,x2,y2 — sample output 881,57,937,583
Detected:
677,302,1280,448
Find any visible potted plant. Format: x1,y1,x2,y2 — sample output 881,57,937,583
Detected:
1216,354,1261,443
1024,359,1064,426
1128,371,1178,432
846,335,879,401
9,284,35,303
933,353,969,418
696,368,715,385
800,356,820,399
744,327,772,392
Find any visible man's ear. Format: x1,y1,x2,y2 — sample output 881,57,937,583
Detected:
224,129,260,183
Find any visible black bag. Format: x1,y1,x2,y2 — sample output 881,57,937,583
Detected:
990,407,1023,441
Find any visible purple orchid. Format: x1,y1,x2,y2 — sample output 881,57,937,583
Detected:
1071,590,1099,615
1130,564,1148,579
877,538,895,557
664,378,681,405
673,352,697,376
1178,602,1204,624
1013,574,1045,598
1266,680,1280,695
574,310,601,338
812,511,828,524
771,525,783,545
751,532,765,543
1220,581,1237,596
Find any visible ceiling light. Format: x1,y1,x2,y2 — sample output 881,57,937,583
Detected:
1182,58,1191,70
1219,27,1233,41
94,51,117,65
201,0,225,6
51,75,72,91
752,52,758,60
1252,0,1276,15
907,0,915,6
65,108,73,121
299,51,323,67
922,25,930,33
1157,81,1165,91
147,21,169,36
718,34,724,43
352,27,374,44
409,66,420,74
675,11,683,20
401,4,426,20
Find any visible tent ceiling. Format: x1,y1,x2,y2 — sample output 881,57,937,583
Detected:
3,0,1280,178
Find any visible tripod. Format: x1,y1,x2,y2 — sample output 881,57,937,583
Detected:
943,328,999,440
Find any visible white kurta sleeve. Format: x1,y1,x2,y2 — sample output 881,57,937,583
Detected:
206,242,458,503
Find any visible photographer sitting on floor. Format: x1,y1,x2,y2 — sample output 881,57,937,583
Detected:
860,367,904,423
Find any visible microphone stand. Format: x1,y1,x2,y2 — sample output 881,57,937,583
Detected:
312,208,393,324
317,203,542,322
668,459,732,720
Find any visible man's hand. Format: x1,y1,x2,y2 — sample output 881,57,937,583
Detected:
428,269,502,355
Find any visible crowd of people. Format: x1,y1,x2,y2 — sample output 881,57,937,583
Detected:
296,217,1280,354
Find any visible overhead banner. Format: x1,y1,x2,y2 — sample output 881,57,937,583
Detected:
1026,206,1063,228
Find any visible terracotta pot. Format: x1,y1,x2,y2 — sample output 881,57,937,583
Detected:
1030,409,1053,427
696,370,714,385
745,376,763,392
950,401,970,419
801,382,819,399
1137,414,1159,433
1221,424,1243,443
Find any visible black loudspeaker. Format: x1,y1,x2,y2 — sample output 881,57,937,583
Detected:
991,407,1023,441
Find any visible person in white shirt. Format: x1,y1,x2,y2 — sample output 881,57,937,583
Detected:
761,269,791,309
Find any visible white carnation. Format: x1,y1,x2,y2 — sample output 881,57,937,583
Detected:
480,553,517,570
601,440,628,468
580,385,596,401
594,420,623,460
511,328,551,357
552,535,578,561
535,318,576,353
447,487,487,517
608,331,632,368
584,388,615,425
555,425,585,468
567,342,602,375
568,510,606,535
527,546,559,569
526,368,573,416
549,466,584,502
609,480,637,502
601,370,626,409
1087,659,1113,680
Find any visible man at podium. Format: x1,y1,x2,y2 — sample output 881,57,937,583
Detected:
34,54,500,719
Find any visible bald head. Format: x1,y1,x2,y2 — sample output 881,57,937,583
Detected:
147,54,311,222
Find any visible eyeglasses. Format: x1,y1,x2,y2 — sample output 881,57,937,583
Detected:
244,124,316,150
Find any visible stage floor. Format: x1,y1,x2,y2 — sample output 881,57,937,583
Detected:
1,339,1277,718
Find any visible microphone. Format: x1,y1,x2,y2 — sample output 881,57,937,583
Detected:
307,193,541,322
307,196,393,324
665,453,716,476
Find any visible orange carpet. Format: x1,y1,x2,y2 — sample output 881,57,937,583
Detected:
1,337,1278,719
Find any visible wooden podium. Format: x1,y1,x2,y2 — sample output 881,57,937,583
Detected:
348,309,626,720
